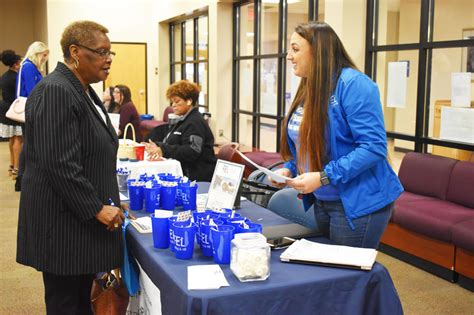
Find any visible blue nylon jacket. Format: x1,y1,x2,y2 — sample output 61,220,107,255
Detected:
284,67,403,221
17,59,43,97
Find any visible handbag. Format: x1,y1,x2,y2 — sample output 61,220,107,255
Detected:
90,269,129,315
6,62,26,123
117,123,137,159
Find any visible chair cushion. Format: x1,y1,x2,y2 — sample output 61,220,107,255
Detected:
446,161,474,209
397,191,437,203
398,152,457,200
452,219,474,252
244,151,281,168
390,192,439,222
392,199,474,242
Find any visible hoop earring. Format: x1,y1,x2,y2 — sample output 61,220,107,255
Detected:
73,58,79,69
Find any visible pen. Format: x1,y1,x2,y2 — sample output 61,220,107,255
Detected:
108,198,119,228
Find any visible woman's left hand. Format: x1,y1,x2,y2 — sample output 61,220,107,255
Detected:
286,172,322,194
145,140,163,161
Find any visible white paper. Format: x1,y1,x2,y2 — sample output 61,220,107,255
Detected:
236,150,290,183
387,62,408,108
130,216,153,233
108,113,120,134
187,265,230,290
440,107,474,144
119,192,129,201
451,73,472,107
280,239,378,270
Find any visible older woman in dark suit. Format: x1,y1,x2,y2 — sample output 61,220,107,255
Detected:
16,21,125,315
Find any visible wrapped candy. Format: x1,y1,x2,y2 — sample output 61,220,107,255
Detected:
230,233,270,282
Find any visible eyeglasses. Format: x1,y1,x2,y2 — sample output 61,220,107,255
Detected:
75,44,116,59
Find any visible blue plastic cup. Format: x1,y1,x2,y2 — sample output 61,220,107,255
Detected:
144,184,161,213
210,225,235,264
236,222,263,234
212,208,233,216
181,184,198,211
199,219,224,257
172,221,197,260
168,216,190,252
226,217,251,232
151,210,174,249
161,184,177,210
128,181,144,211
219,212,242,223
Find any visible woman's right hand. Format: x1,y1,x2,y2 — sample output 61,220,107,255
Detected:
96,205,125,231
268,167,292,188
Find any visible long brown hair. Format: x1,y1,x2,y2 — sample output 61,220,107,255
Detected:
281,22,357,173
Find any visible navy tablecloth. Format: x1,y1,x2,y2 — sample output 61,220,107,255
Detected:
126,183,403,315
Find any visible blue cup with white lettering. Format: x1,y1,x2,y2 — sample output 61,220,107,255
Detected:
144,184,161,213
151,210,173,249
199,219,224,257
172,221,197,260
210,225,235,264
161,183,177,210
181,184,198,211
128,180,144,211
168,216,190,252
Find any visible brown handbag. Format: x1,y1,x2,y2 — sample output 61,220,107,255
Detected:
91,269,129,315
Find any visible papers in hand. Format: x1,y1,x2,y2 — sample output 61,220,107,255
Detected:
280,239,378,270
236,150,290,183
188,265,230,290
130,216,152,233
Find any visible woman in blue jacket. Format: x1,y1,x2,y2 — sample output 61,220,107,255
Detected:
17,41,49,97
15,41,49,190
270,22,403,249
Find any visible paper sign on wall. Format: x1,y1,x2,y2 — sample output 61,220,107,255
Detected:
440,107,474,144
387,61,408,108
451,73,471,108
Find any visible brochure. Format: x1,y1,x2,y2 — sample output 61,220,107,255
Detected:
236,150,290,183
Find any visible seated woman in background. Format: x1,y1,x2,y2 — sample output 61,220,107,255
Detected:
145,80,217,182
112,84,141,142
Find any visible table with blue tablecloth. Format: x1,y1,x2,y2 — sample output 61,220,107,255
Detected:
125,183,403,315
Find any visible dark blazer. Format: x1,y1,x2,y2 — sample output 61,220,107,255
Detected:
157,107,217,181
16,62,122,275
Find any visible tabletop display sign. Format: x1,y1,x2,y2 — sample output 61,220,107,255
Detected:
206,159,245,211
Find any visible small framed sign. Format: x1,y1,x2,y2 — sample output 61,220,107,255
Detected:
206,159,245,211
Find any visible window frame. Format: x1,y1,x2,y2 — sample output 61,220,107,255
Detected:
170,13,209,112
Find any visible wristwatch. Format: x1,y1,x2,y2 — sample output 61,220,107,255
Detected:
320,171,330,186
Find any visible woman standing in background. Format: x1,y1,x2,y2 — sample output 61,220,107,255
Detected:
0,50,23,179
112,84,142,142
15,41,49,191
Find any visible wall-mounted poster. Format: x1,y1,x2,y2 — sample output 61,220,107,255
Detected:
206,159,245,211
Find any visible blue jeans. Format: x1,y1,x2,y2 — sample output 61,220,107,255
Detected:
313,200,393,249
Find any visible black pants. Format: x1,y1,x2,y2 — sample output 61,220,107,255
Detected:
42,272,95,315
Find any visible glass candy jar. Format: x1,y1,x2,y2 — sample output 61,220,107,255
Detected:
230,233,270,282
